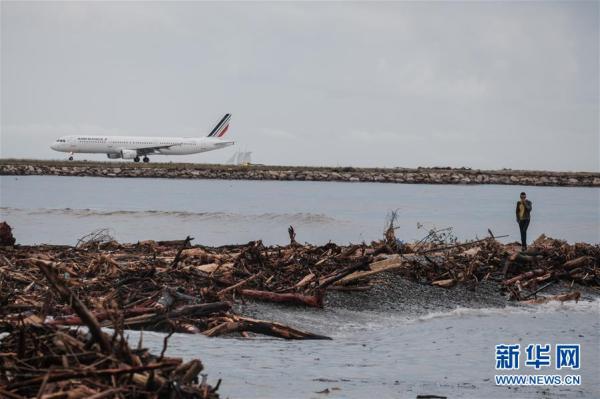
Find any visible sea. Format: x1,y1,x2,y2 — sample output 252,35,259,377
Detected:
1,175,599,398
1,175,598,245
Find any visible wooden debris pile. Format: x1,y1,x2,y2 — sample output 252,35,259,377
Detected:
0,324,220,399
397,235,508,288
0,260,220,398
500,234,600,301
1,222,598,339
0,232,353,339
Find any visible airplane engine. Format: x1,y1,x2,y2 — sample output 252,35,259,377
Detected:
120,149,138,159
107,153,121,159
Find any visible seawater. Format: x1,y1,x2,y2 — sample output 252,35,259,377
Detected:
1,175,599,398
126,299,600,399
1,175,598,245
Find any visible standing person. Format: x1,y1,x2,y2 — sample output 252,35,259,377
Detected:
516,192,532,250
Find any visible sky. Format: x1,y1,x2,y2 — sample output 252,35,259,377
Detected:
1,1,598,171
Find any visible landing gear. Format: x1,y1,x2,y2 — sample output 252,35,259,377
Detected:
143,157,150,163
68,156,74,161
134,156,140,163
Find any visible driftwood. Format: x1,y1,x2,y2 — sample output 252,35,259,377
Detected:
32,258,112,354
239,289,325,308
203,316,331,340
0,323,220,397
335,255,404,286
1,256,221,398
521,291,581,305
432,279,456,288
503,269,546,286
315,258,371,289
563,256,593,270
170,235,194,268
1,222,598,340
218,272,261,296
168,302,231,318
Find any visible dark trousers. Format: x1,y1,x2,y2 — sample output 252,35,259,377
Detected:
518,219,530,249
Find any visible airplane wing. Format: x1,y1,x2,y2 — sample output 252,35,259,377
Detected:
130,144,175,155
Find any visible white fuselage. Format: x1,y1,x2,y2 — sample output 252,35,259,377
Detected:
50,135,234,159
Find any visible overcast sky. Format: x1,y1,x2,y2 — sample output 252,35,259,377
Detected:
1,1,598,171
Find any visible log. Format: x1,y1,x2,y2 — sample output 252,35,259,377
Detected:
195,263,221,273
417,235,508,255
521,272,553,289
104,313,159,329
521,291,581,305
32,259,112,355
173,322,202,334
203,316,331,340
167,302,231,318
563,256,593,270
432,278,456,288
522,280,557,299
288,225,298,245
239,289,325,308
217,273,261,296
294,273,315,288
170,236,193,268
335,255,405,286
6,362,177,390
175,359,204,384
316,258,371,289
96,303,231,330
502,269,546,286
47,306,156,326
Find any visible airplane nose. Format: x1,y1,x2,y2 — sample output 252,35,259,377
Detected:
50,143,58,150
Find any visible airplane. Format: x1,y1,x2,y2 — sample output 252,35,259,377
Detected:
50,114,234,162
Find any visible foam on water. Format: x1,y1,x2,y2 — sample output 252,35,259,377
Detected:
123,298,599,399
2,175,598,245
414,298,600,323
233,298,600,341
0,206,341,225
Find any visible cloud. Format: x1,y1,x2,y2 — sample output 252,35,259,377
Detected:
257,128,297,140
347,130,424,143
1,1,598,171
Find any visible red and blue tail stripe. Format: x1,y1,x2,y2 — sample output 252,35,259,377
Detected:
208,114,231,137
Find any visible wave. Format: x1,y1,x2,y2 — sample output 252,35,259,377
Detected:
414,298,600,322
226,298,598,342
0,207,342,225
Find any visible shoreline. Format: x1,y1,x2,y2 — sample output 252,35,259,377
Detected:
2,224,597,398
2,159,599,186
2,219,597,339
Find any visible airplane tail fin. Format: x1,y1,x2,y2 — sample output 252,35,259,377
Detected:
207,113,231,138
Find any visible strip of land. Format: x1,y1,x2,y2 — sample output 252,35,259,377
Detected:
1,159,599,186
